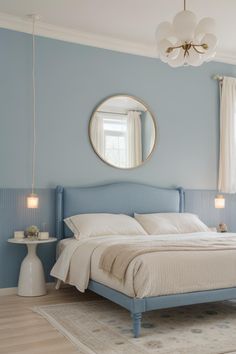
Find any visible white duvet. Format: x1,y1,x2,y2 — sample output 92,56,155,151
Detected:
51,232,236,298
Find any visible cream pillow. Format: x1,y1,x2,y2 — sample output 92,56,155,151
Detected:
64,213,147,239
134,213,210,235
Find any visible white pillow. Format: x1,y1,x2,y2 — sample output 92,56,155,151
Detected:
134,213,210,235
64,213,147,239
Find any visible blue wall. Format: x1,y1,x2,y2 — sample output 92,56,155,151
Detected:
1,28,236,189
1,28,236,288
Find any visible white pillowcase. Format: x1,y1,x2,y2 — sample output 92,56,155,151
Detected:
64,213,147,239
134,213,210,235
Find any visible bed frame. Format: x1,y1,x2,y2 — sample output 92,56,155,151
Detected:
55,182,236,338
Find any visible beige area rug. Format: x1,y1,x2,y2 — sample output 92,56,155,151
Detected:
33,300,236,354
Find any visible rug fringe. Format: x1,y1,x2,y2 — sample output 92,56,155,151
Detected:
32,306,95,354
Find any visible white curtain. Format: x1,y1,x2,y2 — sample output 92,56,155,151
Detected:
218,76,236,193
91,114,105,156
126,111,142,167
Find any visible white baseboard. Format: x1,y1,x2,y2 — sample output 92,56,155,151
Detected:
0,282,55,296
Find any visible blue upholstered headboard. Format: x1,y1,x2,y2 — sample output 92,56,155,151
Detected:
55,182,184,239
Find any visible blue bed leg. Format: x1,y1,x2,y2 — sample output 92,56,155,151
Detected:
131,313,142,338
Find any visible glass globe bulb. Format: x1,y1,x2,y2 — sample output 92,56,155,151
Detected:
158,39,180,61
173,10,197,41
168,52,185,67
159,53,169,63
185,48,203,66
195,17,216,38
201,33,218,59
158,39,173,56
155,21,173,42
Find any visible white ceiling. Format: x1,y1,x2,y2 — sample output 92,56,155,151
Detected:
0,0,235,64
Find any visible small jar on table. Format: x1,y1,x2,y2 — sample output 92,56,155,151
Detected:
8,237,57,297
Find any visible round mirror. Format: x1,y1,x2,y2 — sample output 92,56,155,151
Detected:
89,95,157,169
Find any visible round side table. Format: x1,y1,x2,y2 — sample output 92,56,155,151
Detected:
8,237,57,297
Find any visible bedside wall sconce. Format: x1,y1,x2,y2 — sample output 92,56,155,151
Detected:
214,194,225,209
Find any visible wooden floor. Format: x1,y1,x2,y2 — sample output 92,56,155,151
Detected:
0,287,100,354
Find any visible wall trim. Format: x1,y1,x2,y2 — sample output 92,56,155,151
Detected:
0,282,55,296
0,12,155,58
0,11,236,65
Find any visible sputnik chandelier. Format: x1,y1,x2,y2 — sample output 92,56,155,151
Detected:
156,0,218,67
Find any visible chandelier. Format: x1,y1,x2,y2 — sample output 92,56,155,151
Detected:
156,0,218,67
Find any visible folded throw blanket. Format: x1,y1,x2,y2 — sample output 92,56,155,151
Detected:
99,236,236,281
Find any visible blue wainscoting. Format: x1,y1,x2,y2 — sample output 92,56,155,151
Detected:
185,190,236,231
0,187,236,289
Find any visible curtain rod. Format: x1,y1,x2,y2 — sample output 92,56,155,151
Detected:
212,74,223,81
97,110,127,116
97,110,146,115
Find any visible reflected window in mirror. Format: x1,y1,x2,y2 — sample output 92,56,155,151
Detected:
90,95,157,169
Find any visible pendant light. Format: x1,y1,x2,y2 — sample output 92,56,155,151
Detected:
156,0,218,67
214,194,225,209
27,15,39,209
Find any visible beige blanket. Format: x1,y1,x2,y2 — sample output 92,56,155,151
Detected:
99,236,236,281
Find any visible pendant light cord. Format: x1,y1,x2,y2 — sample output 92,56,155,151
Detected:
31,15,36,194
184,0,186,10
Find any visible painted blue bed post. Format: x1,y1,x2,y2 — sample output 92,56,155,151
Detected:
177,187,184,213
130,298,146,337
55,186,64,240
131,313,142,337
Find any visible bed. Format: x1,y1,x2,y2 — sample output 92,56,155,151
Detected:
53,182,236,338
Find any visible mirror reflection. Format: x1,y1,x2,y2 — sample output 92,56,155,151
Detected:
89,95,157,169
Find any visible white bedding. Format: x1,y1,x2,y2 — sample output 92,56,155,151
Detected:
51,232,236,299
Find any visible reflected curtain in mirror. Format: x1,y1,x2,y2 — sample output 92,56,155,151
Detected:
126,111,142,168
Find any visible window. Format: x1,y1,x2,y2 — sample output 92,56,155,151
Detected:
103,115,128,168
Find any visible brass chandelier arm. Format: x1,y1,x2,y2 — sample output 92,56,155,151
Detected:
166,44,183,53
166,42,208,57
192,46,204,54
192,45,207,55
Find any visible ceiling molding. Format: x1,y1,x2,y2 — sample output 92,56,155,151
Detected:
0,11,156,57
213,50,236,66
0,11,236,65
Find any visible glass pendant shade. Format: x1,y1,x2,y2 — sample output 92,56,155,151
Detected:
155,22,173,42
173,10,197,41
156,2,217,67
214,194,225,209
195,18,216,39
168,52,185,67
27,193,39,209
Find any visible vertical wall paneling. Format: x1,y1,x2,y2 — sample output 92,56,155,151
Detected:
1,187,236,288
0,189,55,288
